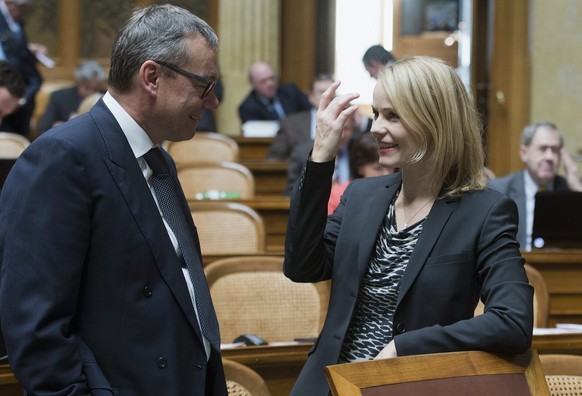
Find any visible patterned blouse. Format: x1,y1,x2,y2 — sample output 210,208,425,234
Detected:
339,195,424,362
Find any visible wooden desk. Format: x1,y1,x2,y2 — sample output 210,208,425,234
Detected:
523,250,582,326
242,160,288,196
232,136,274,161
222,343,311,396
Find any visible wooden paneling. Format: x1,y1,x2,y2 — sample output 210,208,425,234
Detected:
485,0,530,176
523,250,582,327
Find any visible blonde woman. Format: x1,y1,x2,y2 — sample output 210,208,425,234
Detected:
284,56,533,396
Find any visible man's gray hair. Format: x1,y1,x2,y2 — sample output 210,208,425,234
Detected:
75,61,106,83
108,4,218,92
521,121,564,147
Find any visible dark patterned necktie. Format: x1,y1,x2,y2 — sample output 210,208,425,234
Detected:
143,147,220,349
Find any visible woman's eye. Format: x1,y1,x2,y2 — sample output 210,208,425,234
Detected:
388,112,400,121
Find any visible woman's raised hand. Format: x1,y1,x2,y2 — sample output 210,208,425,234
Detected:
311,81,359,162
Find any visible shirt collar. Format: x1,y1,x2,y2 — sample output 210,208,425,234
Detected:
102,92,155,159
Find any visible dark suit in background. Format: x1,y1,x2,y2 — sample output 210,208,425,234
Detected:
37,86,81,133
238,83,311,123
487,170,571,248
266,109,313,161
284,162,533,395
0,8,42,136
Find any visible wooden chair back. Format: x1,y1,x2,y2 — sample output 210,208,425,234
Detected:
189,201,265,255
539,354,582,396
325,350,550,395
205,256,330,343
0,133,30,158
222,358,271,396
178,161,255,200
475,263,549,328
166,133,239,165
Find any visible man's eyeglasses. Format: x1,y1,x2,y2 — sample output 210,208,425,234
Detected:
155,60,216,99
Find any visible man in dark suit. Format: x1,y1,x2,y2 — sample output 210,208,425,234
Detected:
38,60,105,133
0,5,227,395
488,121,580,250
265,74,334,161
0,0,42,136
238,61,311,123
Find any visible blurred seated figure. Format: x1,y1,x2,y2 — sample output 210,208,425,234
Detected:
0,60,25,126
38,60,105,133
265,74,334,161
328,131,398,214
284,111,356,196
238,61,311,124
487,121,582,251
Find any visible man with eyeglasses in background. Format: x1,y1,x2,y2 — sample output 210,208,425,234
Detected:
0,4,227,395
488,121,582,251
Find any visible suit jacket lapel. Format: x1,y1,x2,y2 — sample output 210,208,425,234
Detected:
396,195,459,306
90,100,203,336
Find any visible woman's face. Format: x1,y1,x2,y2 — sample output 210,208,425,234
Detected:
370,82,417,169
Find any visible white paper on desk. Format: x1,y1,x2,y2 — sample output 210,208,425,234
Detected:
533,325,582,335
241,120,280,137
36,52,55,68
556,323,582,331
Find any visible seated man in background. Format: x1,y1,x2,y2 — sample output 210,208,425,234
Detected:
238,61,311,124
38,60,105,133
265,74,334,161
488,120,581,251
284,111,357,196
0,60,25,125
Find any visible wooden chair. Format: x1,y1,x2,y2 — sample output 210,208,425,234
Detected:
0,133,30,158
539,354,582,396
166,133,239,166
222,358,271,396
205,256,330,343
325,350,551,395
475,263,550,328
178,161,255,200
189,201,265,255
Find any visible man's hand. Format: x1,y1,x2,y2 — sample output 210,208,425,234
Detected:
562,148,582,191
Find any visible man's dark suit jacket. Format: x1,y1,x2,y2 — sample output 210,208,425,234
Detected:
266,109,313,161
284,161,533,396
0,100,227,395
38,86,81,133
0,14,42,135
238,83,311,123
487,170,571,248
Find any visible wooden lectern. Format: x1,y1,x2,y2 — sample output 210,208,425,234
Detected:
325,350,551,396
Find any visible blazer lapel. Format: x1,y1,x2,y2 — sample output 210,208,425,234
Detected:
356,175,401,277
396,195,459,306
90,101,203,336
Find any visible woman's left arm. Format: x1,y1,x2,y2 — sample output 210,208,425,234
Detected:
390,193,534,357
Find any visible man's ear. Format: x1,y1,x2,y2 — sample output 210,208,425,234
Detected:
140,61,160,97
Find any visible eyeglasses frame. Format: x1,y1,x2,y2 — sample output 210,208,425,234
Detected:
155,60,216,99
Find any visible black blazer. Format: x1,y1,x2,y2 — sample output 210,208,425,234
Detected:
38,86,81,132
284,160,533,396
0,100,227,395
238,83,311,123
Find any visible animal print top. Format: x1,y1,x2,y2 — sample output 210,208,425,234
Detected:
338,198,424,362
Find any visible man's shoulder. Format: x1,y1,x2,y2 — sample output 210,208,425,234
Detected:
487,170,523,192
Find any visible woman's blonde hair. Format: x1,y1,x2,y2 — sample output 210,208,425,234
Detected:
378,56,486,196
